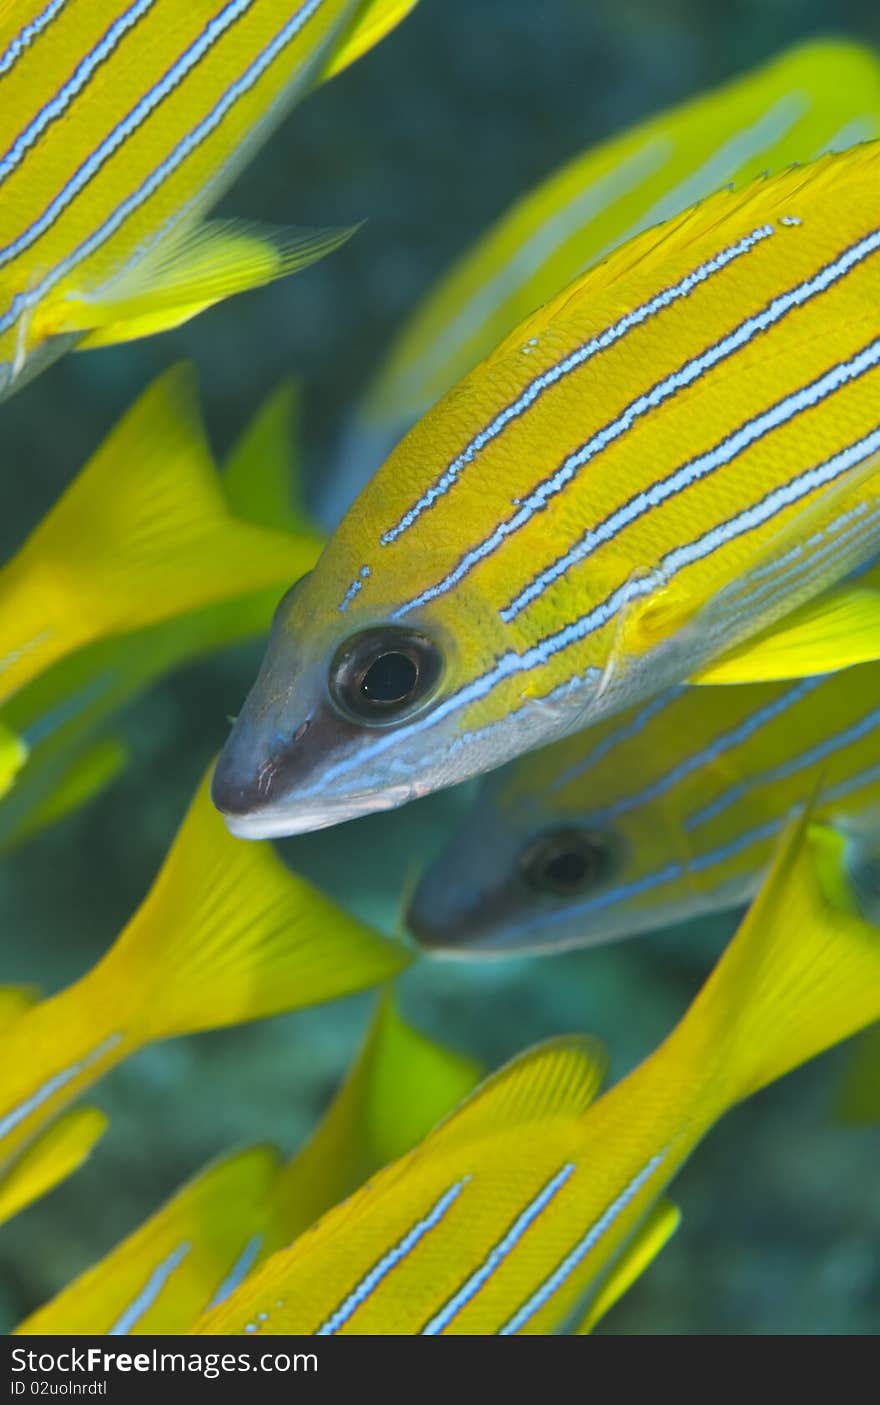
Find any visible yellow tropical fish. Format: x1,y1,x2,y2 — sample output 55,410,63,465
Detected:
198,811,880,1334
0,376,313,851
0,769,407,1198
0,364,321,706
408,614,880,954
17,998,479,1334
325,38,880,521
214,145,880,839
0,0,420,397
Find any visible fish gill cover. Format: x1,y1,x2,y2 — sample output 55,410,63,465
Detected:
0,1,878,1340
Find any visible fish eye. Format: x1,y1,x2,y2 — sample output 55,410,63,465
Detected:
329,626,443,725
519,828,611,897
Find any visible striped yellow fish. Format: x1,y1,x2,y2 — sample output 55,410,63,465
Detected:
408,606,880,954
0,0,418,397
16,997,478,1334
0,377,315,851
324,38,880,522
0,769,406,1204
214,145,880,838
197,811,880,1334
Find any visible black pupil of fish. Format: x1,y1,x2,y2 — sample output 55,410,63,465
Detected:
542,848,592,890
361,651,419,704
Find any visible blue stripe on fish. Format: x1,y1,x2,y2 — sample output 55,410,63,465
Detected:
0,0,69,77
108,1241,192,1335
549,688,685,795
305,412,880,803
500,1152,667,1334
420,1164,576,1335
585,677,823,827
0,0,259,278
207,1234,265,1309
503,336,880,621
378,224,776,550
0,1033,122,1143
316,1178,471,1336
392,227,880,622
689,700,880,830
727,501,880,622
0,0,157,186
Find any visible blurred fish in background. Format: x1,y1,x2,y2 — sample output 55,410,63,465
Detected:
408,615,880,955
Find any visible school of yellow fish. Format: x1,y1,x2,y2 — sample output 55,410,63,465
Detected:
0,11,878,1336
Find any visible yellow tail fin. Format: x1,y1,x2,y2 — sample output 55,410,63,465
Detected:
0,367,316,700
0,771,408,1171
673,810,880,1106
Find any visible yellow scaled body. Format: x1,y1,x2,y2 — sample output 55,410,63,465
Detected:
0,0,417,396
198,815,880,1334
215,146,880,839
324,39,880,519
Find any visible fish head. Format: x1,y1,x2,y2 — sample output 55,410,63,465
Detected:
212,393,610,831
405,690,752,955
210,484,551,837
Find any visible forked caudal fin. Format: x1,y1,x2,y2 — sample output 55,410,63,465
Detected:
666,806,880,1107
0,366,317,702
0,770,408,1174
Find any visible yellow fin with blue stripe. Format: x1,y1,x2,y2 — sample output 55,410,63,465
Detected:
0,1107,107,1228
574,1199,682,1333
692,582,880,684
73,223,355,349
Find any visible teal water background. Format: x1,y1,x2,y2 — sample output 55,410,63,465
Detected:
1,0,878,1334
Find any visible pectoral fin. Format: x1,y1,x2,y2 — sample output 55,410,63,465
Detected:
63,221,356,349
691,583,880,684
0,1107,107,1226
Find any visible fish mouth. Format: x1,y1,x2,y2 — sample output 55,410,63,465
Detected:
217,781,420,840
